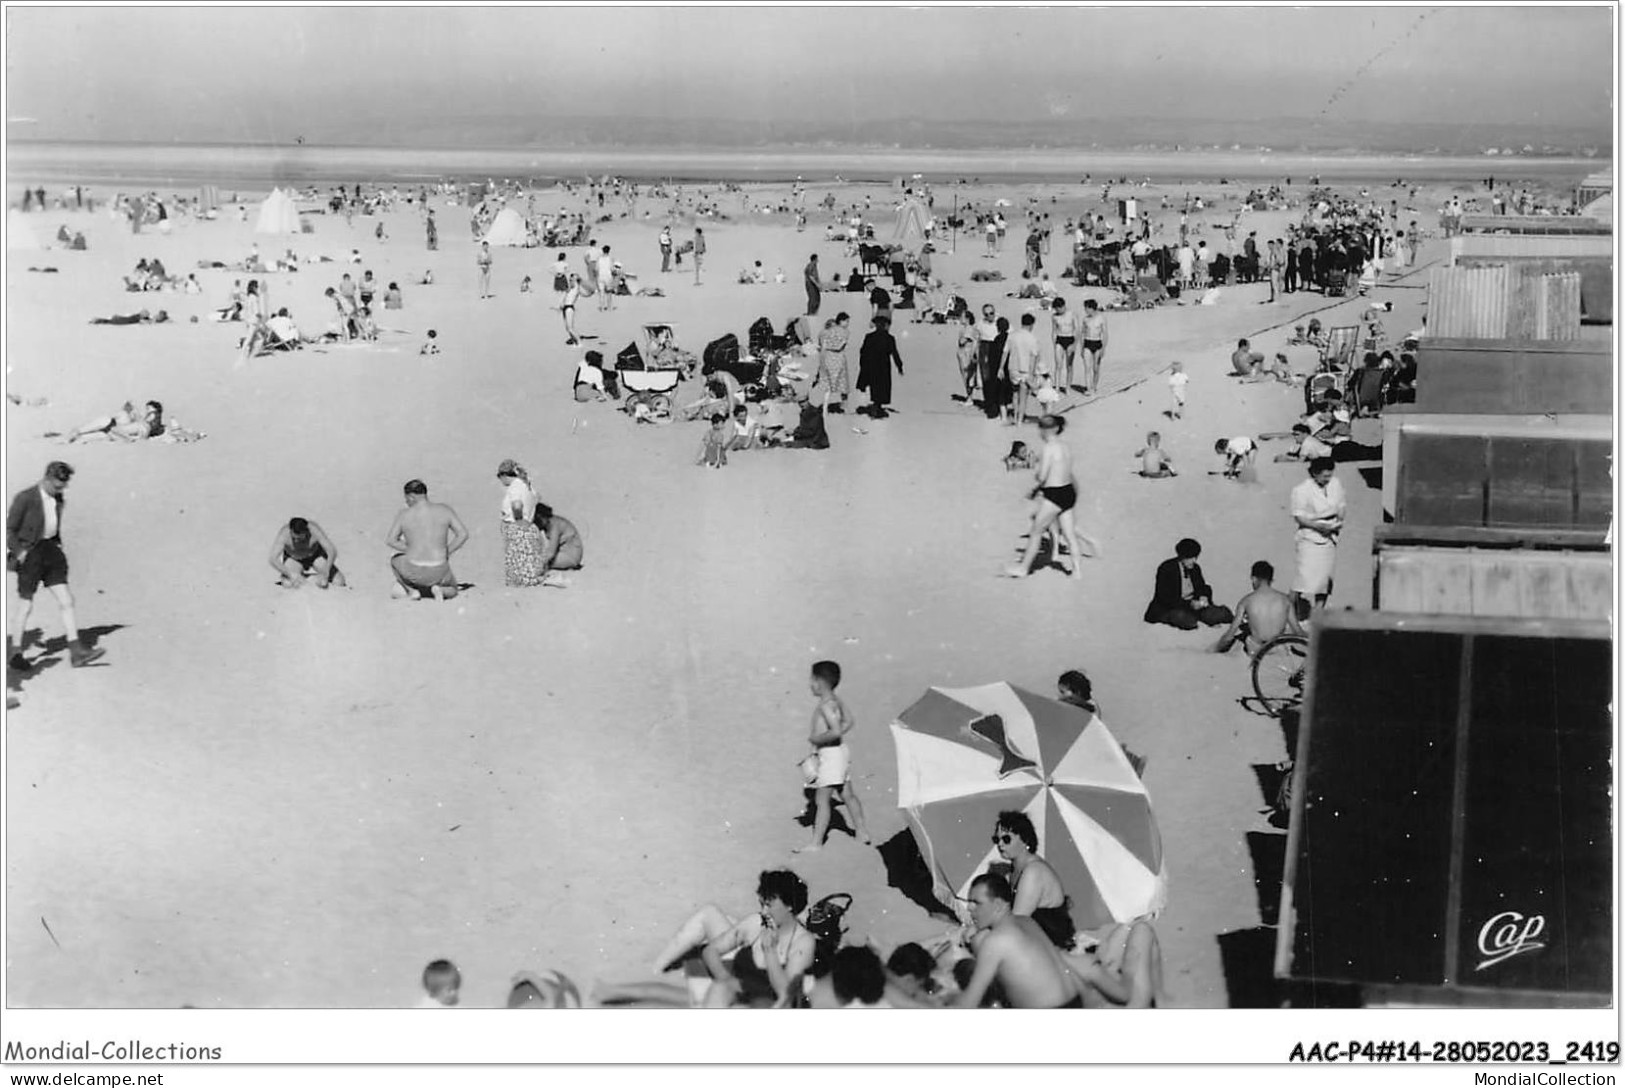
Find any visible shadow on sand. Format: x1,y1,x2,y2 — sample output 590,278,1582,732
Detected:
875,829,957,923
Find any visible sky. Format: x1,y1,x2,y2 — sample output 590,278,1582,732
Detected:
5,5,1615,144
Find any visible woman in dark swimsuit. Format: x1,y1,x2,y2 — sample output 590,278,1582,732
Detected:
1005,415,1099,579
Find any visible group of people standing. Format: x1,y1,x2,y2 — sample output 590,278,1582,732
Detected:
811,311,905,419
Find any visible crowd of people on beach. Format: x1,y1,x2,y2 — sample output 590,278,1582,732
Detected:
418,657,1162,1010
6,160,1480,1009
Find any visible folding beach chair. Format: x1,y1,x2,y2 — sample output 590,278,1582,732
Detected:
1320,325,1358,371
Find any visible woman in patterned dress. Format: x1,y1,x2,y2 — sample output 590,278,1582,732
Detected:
814,312,851,413
495,459,547,587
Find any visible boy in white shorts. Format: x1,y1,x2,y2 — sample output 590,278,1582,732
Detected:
795,660,872,853
1167,361,1188,419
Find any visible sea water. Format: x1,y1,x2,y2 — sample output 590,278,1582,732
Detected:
7,141,1601,198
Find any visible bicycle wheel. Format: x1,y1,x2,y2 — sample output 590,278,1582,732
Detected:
1252,635,1309,716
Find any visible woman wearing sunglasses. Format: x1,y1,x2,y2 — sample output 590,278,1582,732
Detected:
992,810,1075,951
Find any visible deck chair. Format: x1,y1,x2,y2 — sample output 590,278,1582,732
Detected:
256,329,301,355
1320,325,1357,371
1304,370,1341,413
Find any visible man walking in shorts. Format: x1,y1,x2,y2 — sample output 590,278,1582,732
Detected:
7,461,106,670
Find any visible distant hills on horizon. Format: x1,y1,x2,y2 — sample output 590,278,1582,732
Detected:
14,114,1612,157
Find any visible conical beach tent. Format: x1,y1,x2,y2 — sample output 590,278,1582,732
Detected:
7,210,44,250
891,682,1167,934
254,188,301,235
893,195,929,244
482,207,527,246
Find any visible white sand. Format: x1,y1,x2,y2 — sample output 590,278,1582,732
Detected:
5,179,1439,1007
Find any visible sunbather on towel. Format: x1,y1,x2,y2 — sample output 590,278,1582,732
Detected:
90,309,168,326
65,400,163,442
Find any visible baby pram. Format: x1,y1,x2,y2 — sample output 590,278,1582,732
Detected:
640,323,698,374
615,338,681,417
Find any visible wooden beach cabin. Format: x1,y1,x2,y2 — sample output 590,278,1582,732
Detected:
1274,611,1612,1008
1575,169,1612,213
1371,524,1610,621
1380,338,1613,526
1446,223,1614,327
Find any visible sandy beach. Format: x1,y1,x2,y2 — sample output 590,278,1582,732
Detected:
5,171,1459,1008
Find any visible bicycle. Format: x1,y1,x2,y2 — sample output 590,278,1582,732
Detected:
1251,633,1310,717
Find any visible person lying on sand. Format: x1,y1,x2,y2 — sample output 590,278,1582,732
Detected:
64,400,162,442
268,516,346,589
60,399,205,444
90,308,169,326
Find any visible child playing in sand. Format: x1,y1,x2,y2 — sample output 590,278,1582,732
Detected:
420,330,440,356
795,660,872,853
1215,436,1257,480
728,404,763,450
697,413,730,468
419,959,461,1008
1135,432,1177,478
1167,362,1188,419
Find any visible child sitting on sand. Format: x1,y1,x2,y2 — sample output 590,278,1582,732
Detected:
1004,441,1038,472
728,404,763,450
697,413,730,468
1135,432,1177,478
420,329,440,355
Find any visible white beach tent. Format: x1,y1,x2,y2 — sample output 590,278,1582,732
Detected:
254,188,302,235
7,210,44,250
482,207,527,246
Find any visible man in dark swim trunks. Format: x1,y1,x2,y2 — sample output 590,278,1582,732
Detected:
952,873,1083,1008
268,516,346,589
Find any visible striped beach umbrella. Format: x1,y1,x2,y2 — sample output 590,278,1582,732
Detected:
890,682,1167,933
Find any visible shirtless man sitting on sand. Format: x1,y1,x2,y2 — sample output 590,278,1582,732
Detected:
268,516,345,589
385,479,468,601
1211,560,1303,655
952,873,1082,1008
